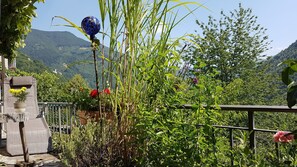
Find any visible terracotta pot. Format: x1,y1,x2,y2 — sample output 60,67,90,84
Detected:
77,111,99,125
102,111,115,122
77,110,115,125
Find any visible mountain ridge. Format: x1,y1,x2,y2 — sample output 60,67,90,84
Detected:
265,40,297,73
19,29,108,86
18,29,297,87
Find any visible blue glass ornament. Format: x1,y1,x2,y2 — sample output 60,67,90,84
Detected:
81,16,100,39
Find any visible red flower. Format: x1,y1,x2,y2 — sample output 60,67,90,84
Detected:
90,89,99,98
103,88,111,94
273,131,294,143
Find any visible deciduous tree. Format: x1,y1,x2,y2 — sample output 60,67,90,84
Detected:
0,0,44,59
184,4,271,84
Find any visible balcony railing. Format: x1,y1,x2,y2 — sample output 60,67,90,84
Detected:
38,102,75,135
178,104,296,148
176,104,297,166
39,103,296,145
25,103,297,165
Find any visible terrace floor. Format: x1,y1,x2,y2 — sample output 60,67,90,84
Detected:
0,138,62,167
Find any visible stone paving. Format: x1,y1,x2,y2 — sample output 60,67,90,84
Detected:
0,140,63,167
0,153,63,166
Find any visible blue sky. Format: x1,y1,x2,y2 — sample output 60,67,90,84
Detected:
32,0,297,56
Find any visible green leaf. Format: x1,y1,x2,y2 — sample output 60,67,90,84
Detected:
287,85,297,108
281,67,293,85
290,64,297,72
156,131,165,136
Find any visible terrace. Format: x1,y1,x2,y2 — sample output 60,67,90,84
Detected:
1,102,294,166
0,0,297,166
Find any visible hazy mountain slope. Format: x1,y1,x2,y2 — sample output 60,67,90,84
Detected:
20,29,297,89
19,29,108,86
20,29,90,68
16,51,50,73
265,40,297,72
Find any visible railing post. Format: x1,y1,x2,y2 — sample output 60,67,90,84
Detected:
229,128,234,166
248,111,256,153
275,142,280,164
42,102,48,118
58,106,62,136
70,103,76,133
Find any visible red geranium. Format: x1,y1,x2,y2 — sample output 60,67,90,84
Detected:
273,131,294,143
90,89,99,98
103,88,111,94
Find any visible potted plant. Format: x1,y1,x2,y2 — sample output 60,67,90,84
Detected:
75,87,113,125
9,87,29,113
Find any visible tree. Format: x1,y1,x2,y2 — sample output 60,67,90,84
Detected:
63,74,90,102
32,71,64,102
184,4,271,84
0,0,44,59
221,64,284,105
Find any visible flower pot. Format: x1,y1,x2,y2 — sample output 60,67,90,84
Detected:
77,110,115,125
14,101,26,113
77,111,100,125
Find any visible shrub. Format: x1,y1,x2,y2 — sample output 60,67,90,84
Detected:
55,121,133,166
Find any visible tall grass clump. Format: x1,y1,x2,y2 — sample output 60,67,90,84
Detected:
52,0,204,166
48,1,293,166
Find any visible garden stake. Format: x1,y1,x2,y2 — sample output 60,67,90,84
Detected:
81,16,104,144
91,38,102,118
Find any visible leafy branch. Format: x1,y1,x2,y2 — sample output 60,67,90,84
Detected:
280,59,297,108
0,0,44,59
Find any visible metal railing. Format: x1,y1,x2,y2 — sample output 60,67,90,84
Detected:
179,105,296,148
1,102,294,164
177,104,297,166
37,103,297,146
38,102,76,135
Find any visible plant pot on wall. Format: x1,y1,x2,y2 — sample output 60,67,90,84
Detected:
100,105,115,122
14,101,26,113
77,111,99,125
77,110,115,125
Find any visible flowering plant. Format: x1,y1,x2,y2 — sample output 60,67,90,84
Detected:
273,131,296,165
9,87,29,102
75,87,111,111
273,131,295,143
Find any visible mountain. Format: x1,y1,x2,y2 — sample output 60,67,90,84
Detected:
19,29,108,86
16,51,51,73
266,40,297,65
18,29,297,88
264,40,297,75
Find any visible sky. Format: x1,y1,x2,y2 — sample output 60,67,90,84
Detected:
32,0,297,56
